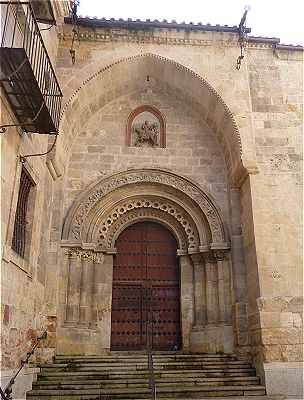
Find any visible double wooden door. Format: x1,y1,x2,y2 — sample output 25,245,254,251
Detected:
111,221,181,350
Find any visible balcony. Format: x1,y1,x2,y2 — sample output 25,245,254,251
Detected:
30,0,56,25
0,2,62,134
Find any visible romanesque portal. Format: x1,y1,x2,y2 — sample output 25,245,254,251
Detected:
58,169,233,355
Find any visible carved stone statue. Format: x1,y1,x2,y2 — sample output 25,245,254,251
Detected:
133,120,159,147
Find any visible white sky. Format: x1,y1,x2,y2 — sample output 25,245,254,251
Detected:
78,0,303,45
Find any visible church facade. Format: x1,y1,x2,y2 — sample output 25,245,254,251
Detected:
1,2,303,398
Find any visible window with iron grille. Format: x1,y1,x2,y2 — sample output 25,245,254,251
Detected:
12,167,35,258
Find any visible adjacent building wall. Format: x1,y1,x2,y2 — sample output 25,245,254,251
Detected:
0,1,69,397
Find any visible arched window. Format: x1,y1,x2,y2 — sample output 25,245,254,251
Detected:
126,105,166,148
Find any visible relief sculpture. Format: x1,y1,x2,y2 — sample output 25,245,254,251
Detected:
133,120,159,147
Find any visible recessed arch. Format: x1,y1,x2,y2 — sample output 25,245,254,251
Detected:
110,212,187,253
57,53,251,184
61,168,229,252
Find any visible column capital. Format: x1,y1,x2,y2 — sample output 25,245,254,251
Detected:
190,253,203,265
203,251,216,264
213,249,229,261
203,249,229,263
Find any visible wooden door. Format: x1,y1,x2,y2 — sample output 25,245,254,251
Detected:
111,221,181,351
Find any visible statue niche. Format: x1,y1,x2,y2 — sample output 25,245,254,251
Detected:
126,105,166,148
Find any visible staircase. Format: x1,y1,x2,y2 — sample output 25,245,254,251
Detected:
27,352,266,399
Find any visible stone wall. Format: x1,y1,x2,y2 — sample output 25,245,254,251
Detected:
63,84,229,217
0,1,69,397
246,47,303,394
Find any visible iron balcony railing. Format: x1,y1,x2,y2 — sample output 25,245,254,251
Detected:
0,1,62,133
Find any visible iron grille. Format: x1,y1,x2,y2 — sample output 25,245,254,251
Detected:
12,167,35,258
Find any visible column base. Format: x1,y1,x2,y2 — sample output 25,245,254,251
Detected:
56,326,110,355
189,324,234,353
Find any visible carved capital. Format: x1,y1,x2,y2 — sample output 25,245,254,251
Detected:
190,253,203,266
64,248,82,259
213,249,229,261
203,249,229,263
203,251,217,264
81,251,94,261
94,252,104,264
64,248,105,264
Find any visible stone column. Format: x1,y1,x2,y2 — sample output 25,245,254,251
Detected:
229,187,249,349
79,251,95,325
190,253,207,327
179,254,194,351
58,249,71,324
66,249,82,323
92,253,103,326
223,257,233,323
93,253,113,351
214,250,232,324
204,253,219,324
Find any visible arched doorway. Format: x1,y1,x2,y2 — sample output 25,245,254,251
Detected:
111,221,181,351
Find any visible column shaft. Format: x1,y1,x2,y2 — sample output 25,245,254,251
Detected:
205,260,219,324
192,257,207,326
66,252,82,323
79,255,94,324
180,255,194,351
217,259,226,323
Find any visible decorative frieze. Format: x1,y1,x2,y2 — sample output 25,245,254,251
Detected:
59,30,240,47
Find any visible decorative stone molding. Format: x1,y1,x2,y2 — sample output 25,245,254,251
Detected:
60,28,287,51
62,169,227,248
95,196,198,251
104,208,190,251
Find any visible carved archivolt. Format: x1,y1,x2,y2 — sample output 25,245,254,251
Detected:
94,197,198,251
63,169,227,249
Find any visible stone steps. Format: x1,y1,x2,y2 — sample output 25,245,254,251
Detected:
39,363,253,373
27,385,266,399
54,354,237,361
37,371,257,382
33,376,260,389
38,370,257,381
27,352,266,399
37,375,259,383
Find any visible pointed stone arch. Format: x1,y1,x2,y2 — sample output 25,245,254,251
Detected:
57,53,253,184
